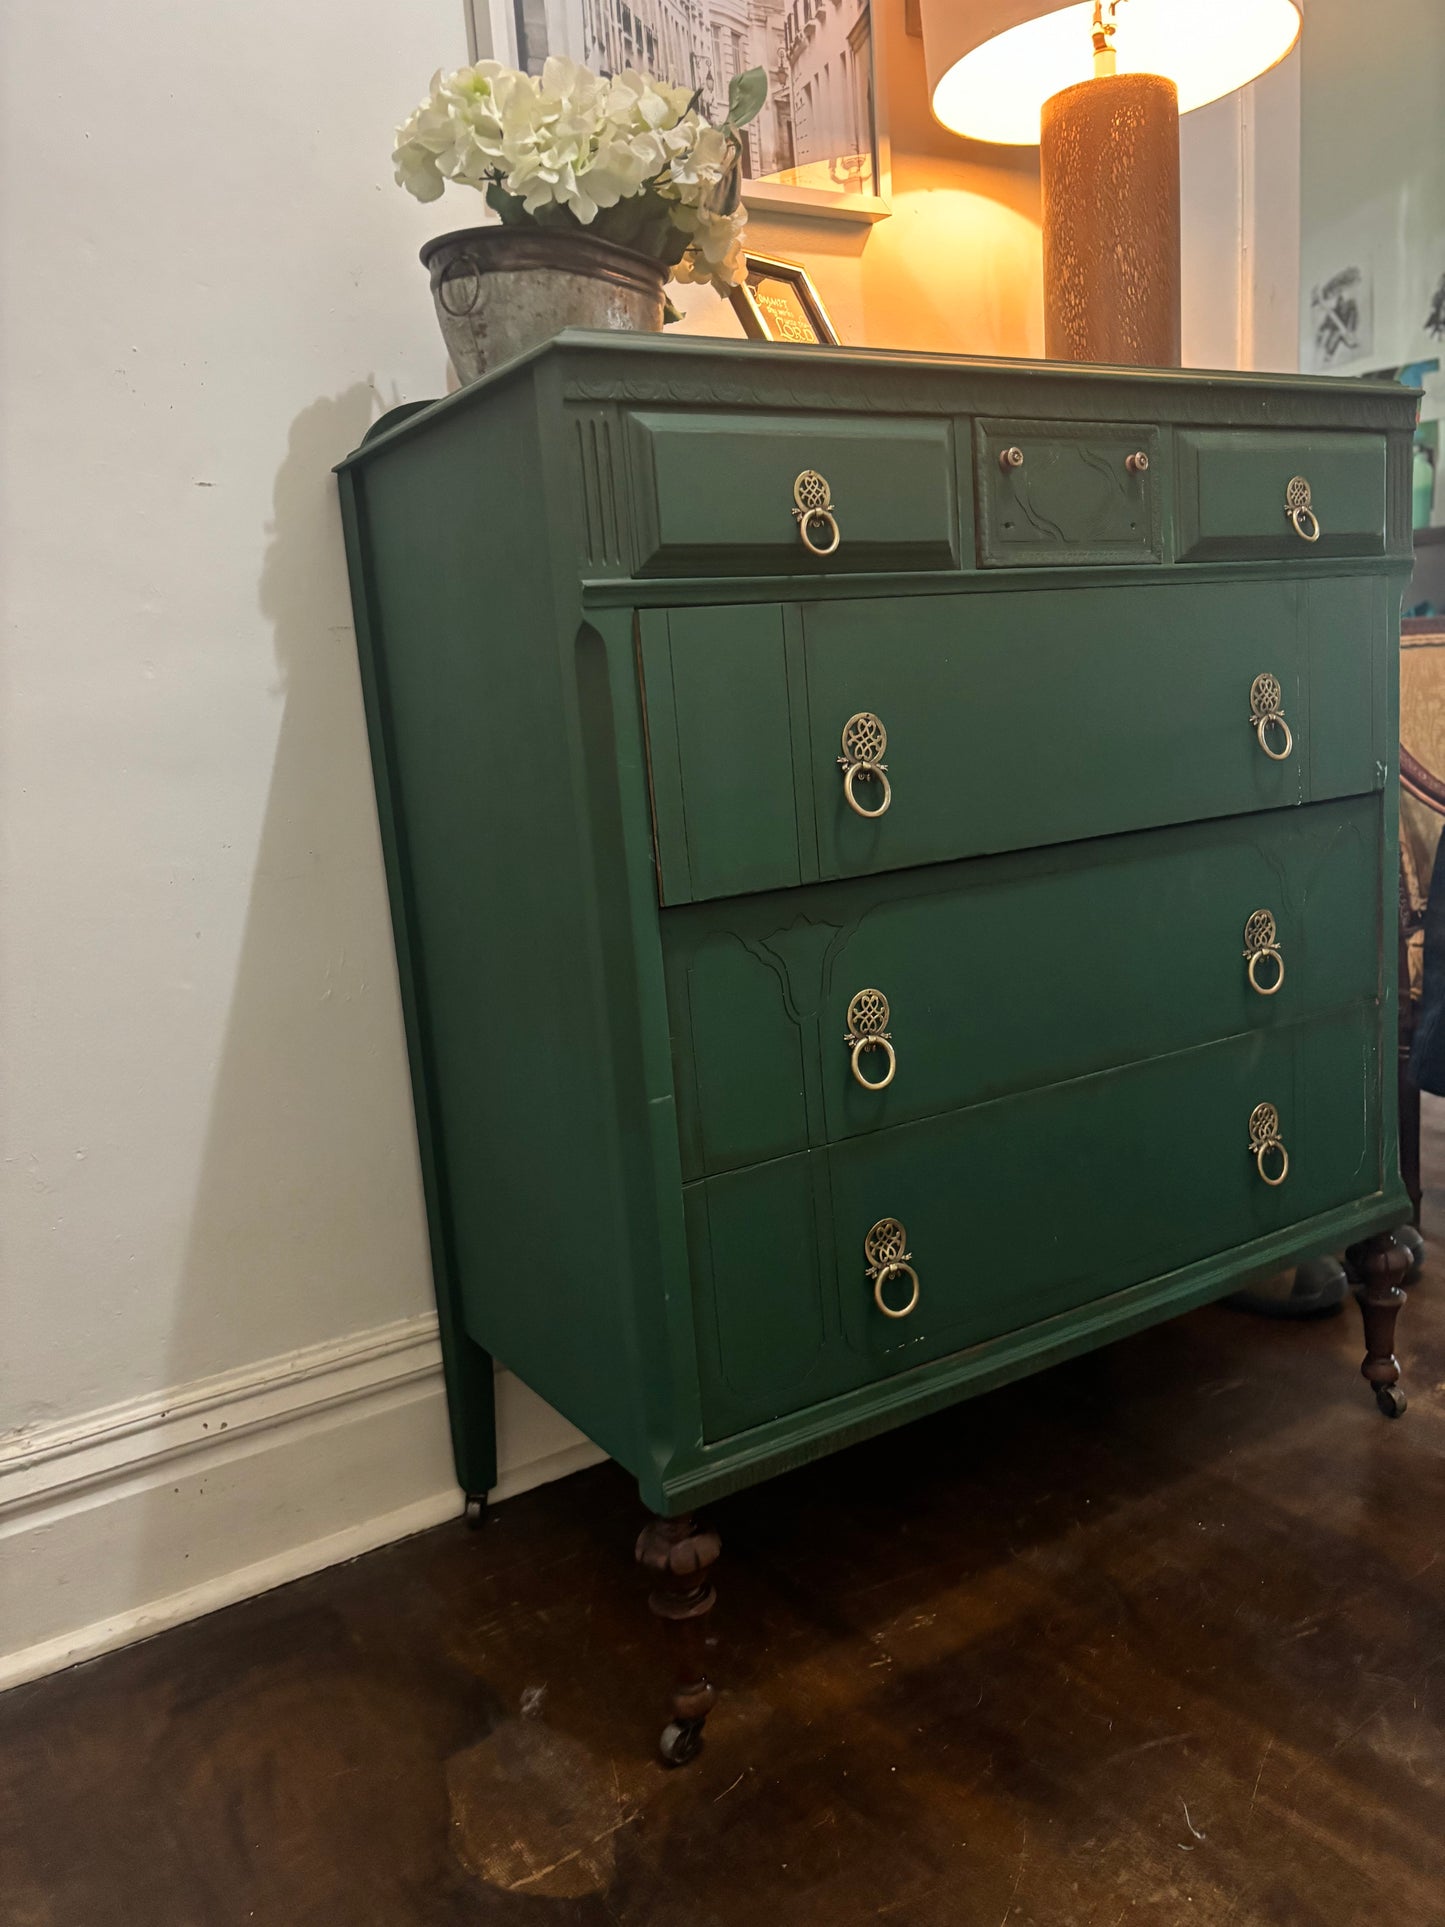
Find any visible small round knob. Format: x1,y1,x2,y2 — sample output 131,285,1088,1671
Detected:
999,445,1025,470
1126,450,1150,474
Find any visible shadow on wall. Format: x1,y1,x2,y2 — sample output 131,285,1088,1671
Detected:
180,383,436,1374
134,383,454,1604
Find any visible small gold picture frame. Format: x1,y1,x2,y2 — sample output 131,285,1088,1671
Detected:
729,252,840,347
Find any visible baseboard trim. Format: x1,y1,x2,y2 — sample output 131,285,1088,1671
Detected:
0,1315,606,1692
0,1315,446,1521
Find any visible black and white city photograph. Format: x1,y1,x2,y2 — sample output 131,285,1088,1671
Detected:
506,0,877,197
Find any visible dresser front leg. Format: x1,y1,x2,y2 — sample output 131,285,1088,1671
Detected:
636,1512,721,1766
1346,1230,1411,1418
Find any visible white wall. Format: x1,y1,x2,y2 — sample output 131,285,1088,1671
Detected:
1179,48,1302,373
0,0,598,1688
1299,0,1445,377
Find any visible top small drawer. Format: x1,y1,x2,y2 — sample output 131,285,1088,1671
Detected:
1175,430,1387,562
626,410,960,576
975,418,1163,566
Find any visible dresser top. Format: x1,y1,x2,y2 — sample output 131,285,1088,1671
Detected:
339,330,1419,472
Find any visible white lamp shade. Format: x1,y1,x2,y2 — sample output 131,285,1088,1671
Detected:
922,0,1302,145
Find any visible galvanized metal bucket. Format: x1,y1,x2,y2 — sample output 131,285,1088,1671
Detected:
419,226,668,383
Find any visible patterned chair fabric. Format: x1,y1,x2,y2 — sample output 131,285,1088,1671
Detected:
1401,623,1445,1024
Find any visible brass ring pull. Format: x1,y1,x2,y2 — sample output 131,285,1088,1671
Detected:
851,1035,897,1090
872,1261,921,1319
1290,505,1320,543
793,470,841,557
1256,1140,1290,1186
1246,947,1285,996
1243,910,1285,997
838,712,891,819
843,762,892,817
1249,673,1293,762
845,988,896,1090
865,1217,919,1320
798,508,841,557
1248,1103,1289,1187
1286,476,1321,543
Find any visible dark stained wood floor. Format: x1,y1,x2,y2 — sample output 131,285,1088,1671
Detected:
7,1133,1445,1926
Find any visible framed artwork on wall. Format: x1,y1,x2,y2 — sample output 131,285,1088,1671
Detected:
465,0,889,222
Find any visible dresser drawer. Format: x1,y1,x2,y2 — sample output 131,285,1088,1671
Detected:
686,1004,1382,1438
975,417,1162,566
665,800,1382,1179
1174,430,1387,562
809,578,1382,882
641,577,1385,905
626,410,961,576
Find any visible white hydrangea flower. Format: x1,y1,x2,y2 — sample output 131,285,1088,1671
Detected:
669,206,748,290
392,56,758,294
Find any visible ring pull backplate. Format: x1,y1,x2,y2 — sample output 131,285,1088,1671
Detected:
864,1216,920,1319
1248,1102,1290,1187
793,469,841,557
1249,673,1294,762
1285,475,1321,543
1243,909,1286,996
845,988,897,1090
838,711,892,818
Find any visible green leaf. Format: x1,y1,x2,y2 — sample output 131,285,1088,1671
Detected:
726,67,768,130
485,182,529,226
530,202,581,232
714,145,742,216
595,189,690,268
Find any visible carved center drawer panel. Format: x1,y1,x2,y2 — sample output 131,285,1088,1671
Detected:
665,798,1381,1181
640,577,1385,907
686,1001,1382,1440
974,417,1162,566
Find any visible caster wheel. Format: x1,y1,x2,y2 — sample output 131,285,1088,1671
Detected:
1376,1384,1408,1419
463,1494,488,1530
659,1719,704,1767
1398,1224,1425,1285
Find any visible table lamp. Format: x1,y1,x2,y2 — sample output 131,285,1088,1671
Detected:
918,0,1302,365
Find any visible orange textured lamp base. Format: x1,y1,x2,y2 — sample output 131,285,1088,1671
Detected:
1041,71,1181,367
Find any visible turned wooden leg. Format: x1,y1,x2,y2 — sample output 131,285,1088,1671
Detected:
636,1512,720,1766
1346,1230,1411,1418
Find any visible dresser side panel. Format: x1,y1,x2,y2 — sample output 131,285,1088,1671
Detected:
345,381,653,1479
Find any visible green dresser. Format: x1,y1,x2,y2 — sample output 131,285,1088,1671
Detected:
338,334,1417,1762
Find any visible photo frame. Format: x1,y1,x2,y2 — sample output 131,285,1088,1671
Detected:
728,253,839,345
465,0,889,222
